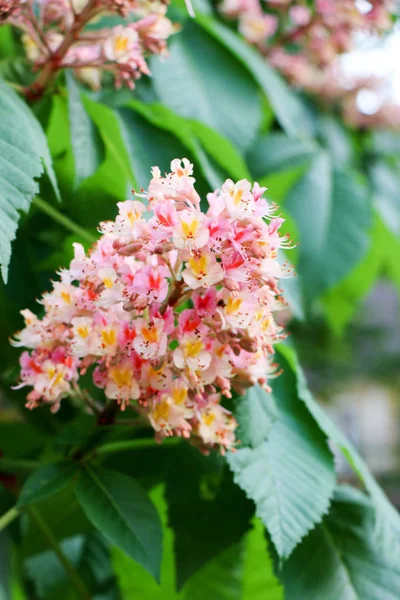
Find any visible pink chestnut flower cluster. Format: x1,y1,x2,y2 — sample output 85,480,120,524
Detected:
1,0,177,90
220,0,396,127
12,159,293,453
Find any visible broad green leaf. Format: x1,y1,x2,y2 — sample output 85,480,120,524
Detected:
370,161,400,237
371,129,400,155
166,446,253,588
321,215,389,335
84,97,136,194
21,480,93,557
151,20,261,152
76,466,162,581
286,154,372,302
113,486,179,600
277,485,400,600
24,533,119,600
196,15,312,138
17,461,78,508
228,352,336,559
243,519,283,600
0,79,59,282
235,386,277,448
279,344,400,556
247,133,317,178
183,544,245,600
66,74,104,188
116,107,190,190
120,101,251,187
317,115,353,166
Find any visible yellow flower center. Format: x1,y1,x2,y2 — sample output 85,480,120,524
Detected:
61,291,72,304
172,385,187,405
77,326,89,339
115,36,129,54
110,366,132,388
188,254,208,278
141,326,159,344
101,328,117,347
226,297,243,315
153,400,170,422
181,218,199,239
184,339,204,358
203,412,216,426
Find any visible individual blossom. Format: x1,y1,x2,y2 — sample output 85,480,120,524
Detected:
12,158,294,454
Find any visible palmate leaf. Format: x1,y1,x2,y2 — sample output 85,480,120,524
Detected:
285,152,372,303
279,344,400,556
228,357,336,560
277,486,400,600
150,20,262,152
75,466,163,581
0,79,59,282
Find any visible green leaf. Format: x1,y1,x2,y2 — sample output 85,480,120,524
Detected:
151,20,261,151
17,461,78,508
279,344,400,556
120,101,251,188
166,446,253,588
247,133,317,179
235,386,277,448
370,161,400,237
228,351,336,559
75,466,162,581
317,115,353,167
321,215,388,335
24,532,119,600
196,15,312,138
66,74,105,188
116,107,189,190
183,544,245,600
21,480,93,557
243,519,283,600
0,79,59,282
277,485,400,600
286,154,372,302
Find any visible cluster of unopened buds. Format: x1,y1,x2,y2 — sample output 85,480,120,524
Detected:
1,0,177,92
12,159,293,453
220,0,396,127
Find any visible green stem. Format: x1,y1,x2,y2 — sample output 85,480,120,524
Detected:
0,458,41,472
0,506,19,533
96,436,181,456
28,506,91,599
33,197,96,245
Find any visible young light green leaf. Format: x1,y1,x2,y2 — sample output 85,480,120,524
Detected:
76,466,162,581
243,519,283,600
66,73,105,188
150,20,262,151
228,352,336,560
184,544,245,600
0,79,59,282
196,15,313,139
277,485,400,600
17,461,78,508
